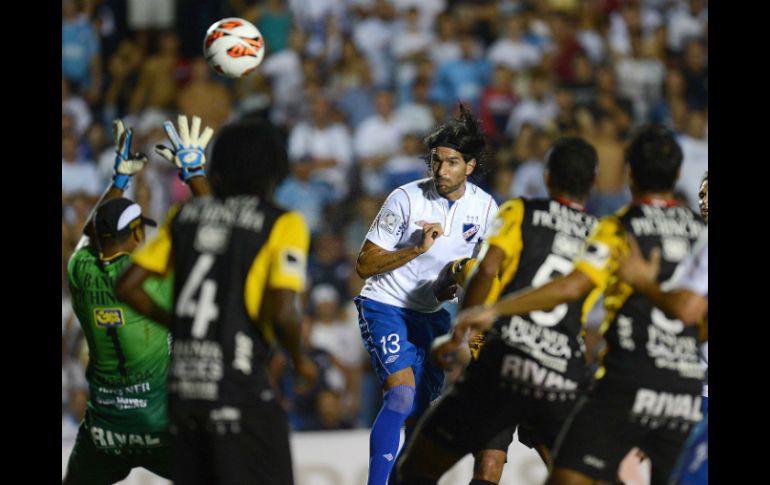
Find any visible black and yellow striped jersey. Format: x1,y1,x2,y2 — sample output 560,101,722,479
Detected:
132,195,309,407
574,201,706,393
479,197,599,385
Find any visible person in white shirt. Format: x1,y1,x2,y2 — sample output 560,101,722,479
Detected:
354,105,498,485
288,95,354,201
355,88,410,195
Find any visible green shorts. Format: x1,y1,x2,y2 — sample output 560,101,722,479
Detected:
64,416,170,485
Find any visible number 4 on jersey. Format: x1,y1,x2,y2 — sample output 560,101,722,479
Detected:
176,254,220,338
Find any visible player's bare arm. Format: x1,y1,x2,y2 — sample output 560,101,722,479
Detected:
355,222,443,279
77,119,149,248
454,270,596,339
116,264,172,327
270,288,318,385
619,234,708,324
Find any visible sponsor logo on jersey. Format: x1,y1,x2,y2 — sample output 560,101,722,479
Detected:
385,354,399,364
499,354,578,392
94,308,125,328
582,455,606,469
89,425,162,450
631,388,703,423
462,223,480,242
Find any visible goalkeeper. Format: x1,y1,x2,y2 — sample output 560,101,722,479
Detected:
63,115,213,485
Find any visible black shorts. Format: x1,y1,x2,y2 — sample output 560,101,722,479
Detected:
415,335,582,457
169,401,294,485
551,380,702,485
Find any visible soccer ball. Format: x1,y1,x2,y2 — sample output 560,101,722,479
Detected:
203,17,266,78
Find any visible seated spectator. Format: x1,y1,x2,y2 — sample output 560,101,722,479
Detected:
62,131,100,204
430,33,490,112
382,132,428,193
486,15,542,71
288,96,354,201
505,68,558,137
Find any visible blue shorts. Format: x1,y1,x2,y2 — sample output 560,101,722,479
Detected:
354,296,451,419
669,411,708,485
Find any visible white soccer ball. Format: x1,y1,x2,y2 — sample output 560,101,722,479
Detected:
203,17,266,78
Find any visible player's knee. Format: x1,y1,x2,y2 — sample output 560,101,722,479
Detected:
385,385,416,415
473,450,506,482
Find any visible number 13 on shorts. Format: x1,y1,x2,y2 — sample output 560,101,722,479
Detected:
380,333,401,354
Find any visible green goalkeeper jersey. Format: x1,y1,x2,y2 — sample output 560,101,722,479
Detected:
67,246,171,434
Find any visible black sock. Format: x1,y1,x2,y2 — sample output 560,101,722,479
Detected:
469,480,497,485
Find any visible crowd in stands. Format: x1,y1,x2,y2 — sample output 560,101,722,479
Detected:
62,0,708,436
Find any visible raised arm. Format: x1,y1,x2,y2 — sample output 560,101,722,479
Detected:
76,120,150,250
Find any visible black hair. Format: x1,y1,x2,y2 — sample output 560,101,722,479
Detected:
626,124,682,192
423,103,489,177
546,137,597,199
208,117,289,198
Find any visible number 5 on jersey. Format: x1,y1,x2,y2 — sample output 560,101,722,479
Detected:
176,254,220,338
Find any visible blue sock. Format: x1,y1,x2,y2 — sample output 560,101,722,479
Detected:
368,385,415,485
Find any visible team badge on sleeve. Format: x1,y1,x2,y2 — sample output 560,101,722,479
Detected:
379,209,402,234
280,247,307,276
94,308,125,328
581,241,611,269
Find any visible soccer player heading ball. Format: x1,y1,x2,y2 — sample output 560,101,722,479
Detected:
354,104,498,485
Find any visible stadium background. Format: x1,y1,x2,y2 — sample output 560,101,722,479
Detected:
61,0,707,483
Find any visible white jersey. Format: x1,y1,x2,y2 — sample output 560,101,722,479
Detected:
360,178,498,312
669,227,708,397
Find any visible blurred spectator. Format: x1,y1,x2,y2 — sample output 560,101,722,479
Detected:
308,232,354,303
354,89,409,195
62,132,100,204
479,66,517,143
382,132,430,193
235,72,273,120
288,320,348,430
395,75,436,135
614,32,666,122
307,284,366,423
288,96,354,201
177,57,233,132
343,194,386,258
589,65,633,136
257,0,293,54
564,52,597,108
650,68,687,129
352,0,397,85
62,78,93,138
391,7,434,62
487,15,542,72
333,41,378,129
508,127,551,199
681,39,708,111
430,33,491,111
102,39,144,125
575,2,606,65
666,0,708,54
548,12,585,84
261,29,306,126
390,0,446,33
675,110,708,213
274,163,335,235
505,68,558,137
62,0,102,104
429,12,462,66
580,112,630,217
127,0,175,33
129,31,185,114
297,388,354,431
